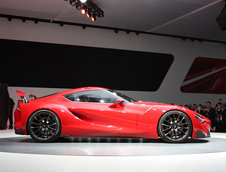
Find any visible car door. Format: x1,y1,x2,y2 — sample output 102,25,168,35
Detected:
65,90,139,136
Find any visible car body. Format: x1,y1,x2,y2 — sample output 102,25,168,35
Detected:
14,87,211,143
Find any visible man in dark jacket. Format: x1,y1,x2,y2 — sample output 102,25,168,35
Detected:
203,101,216,131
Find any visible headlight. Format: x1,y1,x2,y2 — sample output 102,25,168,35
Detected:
195,114,205,122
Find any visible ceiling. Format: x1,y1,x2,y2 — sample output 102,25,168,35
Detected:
0,0,226,42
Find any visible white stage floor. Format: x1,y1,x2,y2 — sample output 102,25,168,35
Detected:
0,131,226,172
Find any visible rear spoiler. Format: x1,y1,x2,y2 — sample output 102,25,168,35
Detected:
16,91,37,103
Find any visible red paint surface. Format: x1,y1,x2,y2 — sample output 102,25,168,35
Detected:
14,87,210,139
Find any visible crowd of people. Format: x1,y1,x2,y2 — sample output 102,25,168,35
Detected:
182,99,226,132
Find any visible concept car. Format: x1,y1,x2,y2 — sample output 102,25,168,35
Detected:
14,87,211,143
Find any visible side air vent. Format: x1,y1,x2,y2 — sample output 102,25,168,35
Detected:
68,109,92,122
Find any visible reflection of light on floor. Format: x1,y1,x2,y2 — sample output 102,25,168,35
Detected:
211,132,226,139
70,137,149,143
1,131,226,172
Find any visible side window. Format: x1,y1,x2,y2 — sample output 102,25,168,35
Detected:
64,90,117,103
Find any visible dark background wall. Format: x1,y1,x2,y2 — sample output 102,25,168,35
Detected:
0,39,173,91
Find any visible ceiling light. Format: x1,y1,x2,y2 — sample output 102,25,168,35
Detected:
81,9,86,15
91,15,96,22
66,0,104,22
79,0,87,3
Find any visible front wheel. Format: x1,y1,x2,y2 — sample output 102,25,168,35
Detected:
158,110,192,143
27,109,61,143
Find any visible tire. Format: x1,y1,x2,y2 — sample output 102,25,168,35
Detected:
158,110,192,143
27,109,61,143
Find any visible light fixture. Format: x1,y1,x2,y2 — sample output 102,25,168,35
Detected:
86,10,91,18
79,0,87,3
91,15,96,22
66,0,104,22
81,9,86,15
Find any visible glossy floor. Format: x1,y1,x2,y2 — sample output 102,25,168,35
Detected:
0,132,225,156
0,131,226,172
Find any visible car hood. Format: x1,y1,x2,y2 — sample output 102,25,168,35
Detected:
133,101,189,113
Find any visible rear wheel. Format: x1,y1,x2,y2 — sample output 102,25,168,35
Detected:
158,110,192,143
27,109,61,143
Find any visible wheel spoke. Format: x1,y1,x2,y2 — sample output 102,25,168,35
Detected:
178,117,185,124
178,128,185,134
31,126,40,128
176,114,181,122
163,127,171,132
48,123,56,126
162,123,170,127
179,122,188,126
164,119,171,124
33,128,41,133
165,130,172,136
31,122,39,125
48,126,56,130
181,126,189,129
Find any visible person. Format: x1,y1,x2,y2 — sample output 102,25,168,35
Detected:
215,102,226,132
218,99,224,104
197,104,204,115
203,101,216,131
192,104,198,112
8,98,15,129
221,104,226,132
188,104,192,110
184,104,189,109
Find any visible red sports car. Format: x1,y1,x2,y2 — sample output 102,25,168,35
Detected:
14,87,211,143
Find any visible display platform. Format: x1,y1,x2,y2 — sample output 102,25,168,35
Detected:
0,131,226,172
0,132,225,156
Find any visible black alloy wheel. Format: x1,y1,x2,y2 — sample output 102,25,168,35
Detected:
158,110,192,143
27,109,61,143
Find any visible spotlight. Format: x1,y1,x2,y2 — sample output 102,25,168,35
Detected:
66,0,104,22
91,15,96,22
86,12,90,18
81,9,86,15
79,0,87,3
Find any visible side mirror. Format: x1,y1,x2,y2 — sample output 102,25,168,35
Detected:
110,99,125,108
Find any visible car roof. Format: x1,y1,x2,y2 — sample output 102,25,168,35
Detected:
57,87,110,96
